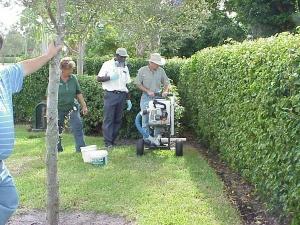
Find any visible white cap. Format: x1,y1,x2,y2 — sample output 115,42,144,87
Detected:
116,48,129,57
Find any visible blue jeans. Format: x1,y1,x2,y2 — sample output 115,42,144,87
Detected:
135,112,150,139
58,109,86,152
140,93,155,137
0,161,19,225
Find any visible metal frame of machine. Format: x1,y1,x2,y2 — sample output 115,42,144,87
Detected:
136,94,186,156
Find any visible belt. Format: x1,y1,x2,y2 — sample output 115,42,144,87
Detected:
105,90,126,94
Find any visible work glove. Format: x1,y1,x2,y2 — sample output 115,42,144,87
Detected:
126,100,132,111
110,73,119,81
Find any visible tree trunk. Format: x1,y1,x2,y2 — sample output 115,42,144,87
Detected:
135,41,146,57
41,26,49,54
77,39,85,75
46,0,65,225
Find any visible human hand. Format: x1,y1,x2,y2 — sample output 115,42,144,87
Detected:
126,100,132,111
81,106,88,115
162,92,168,97
110,73,119,81
147,91,155,97
45,42,62,59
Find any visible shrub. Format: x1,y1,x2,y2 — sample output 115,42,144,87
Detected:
13,66,184,138
13,66,49,122
179,32,300,223
72,77,184,138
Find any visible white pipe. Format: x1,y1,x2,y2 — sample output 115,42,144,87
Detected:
170,96,175,136
160,138,187,143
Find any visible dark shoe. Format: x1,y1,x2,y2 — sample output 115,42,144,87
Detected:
57,141,63,152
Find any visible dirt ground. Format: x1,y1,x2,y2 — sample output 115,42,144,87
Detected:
8,210,135,225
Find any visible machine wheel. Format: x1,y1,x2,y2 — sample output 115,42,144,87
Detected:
175,141,183,157
136,139,144,156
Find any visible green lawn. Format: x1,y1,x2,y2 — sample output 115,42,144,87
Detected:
6,125,242,225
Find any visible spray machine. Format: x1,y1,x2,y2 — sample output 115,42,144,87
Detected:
135,94,186,156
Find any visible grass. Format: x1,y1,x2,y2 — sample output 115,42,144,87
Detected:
6,125,242,225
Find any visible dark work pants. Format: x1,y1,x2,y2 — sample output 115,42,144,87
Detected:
102,91,127,146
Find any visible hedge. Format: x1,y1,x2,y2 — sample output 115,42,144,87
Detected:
179,32,300,224
13,60,184,138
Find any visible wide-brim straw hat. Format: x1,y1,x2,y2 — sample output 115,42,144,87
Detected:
148,53,166,66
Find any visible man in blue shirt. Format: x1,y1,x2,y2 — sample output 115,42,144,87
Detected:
0,34,61,225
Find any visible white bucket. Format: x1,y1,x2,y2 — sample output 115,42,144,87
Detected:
89,150,108,166
81,145,98,163
80,145,97,152
81,146,108,165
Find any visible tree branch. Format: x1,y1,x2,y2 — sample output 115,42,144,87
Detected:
45,0,59,33
63,41,79,54
74,6,101,40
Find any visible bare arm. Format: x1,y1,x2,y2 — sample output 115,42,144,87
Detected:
20,42,62,76
162,84,170,97
77,93,88,115
137,84,155,97
163,84,170,93
96,62,112,82
96,76,110,82
161,71,170,96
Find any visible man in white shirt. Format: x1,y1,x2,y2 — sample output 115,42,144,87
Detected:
97,48,132,148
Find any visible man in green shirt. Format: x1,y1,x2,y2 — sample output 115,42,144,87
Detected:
57,57,88,152
135,53,170,145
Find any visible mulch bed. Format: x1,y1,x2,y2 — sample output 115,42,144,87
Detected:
186,132,290,225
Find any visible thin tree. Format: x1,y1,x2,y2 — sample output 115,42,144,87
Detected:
45,0,65,224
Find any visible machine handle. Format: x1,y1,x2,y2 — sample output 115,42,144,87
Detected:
153,100,166,109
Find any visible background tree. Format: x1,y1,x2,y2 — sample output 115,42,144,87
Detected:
21,0,115,74
161,8,246,57
85,24,120,58
0,28,25,57
224,0,299,37
18,0,214,59
106,0,210,57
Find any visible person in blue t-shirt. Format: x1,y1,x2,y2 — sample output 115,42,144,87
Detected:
0,34,61,225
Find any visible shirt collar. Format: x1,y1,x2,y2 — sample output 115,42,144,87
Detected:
148,65,158,72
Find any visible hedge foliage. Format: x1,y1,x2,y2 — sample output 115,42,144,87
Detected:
179,32,300,223
13,58,184,138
